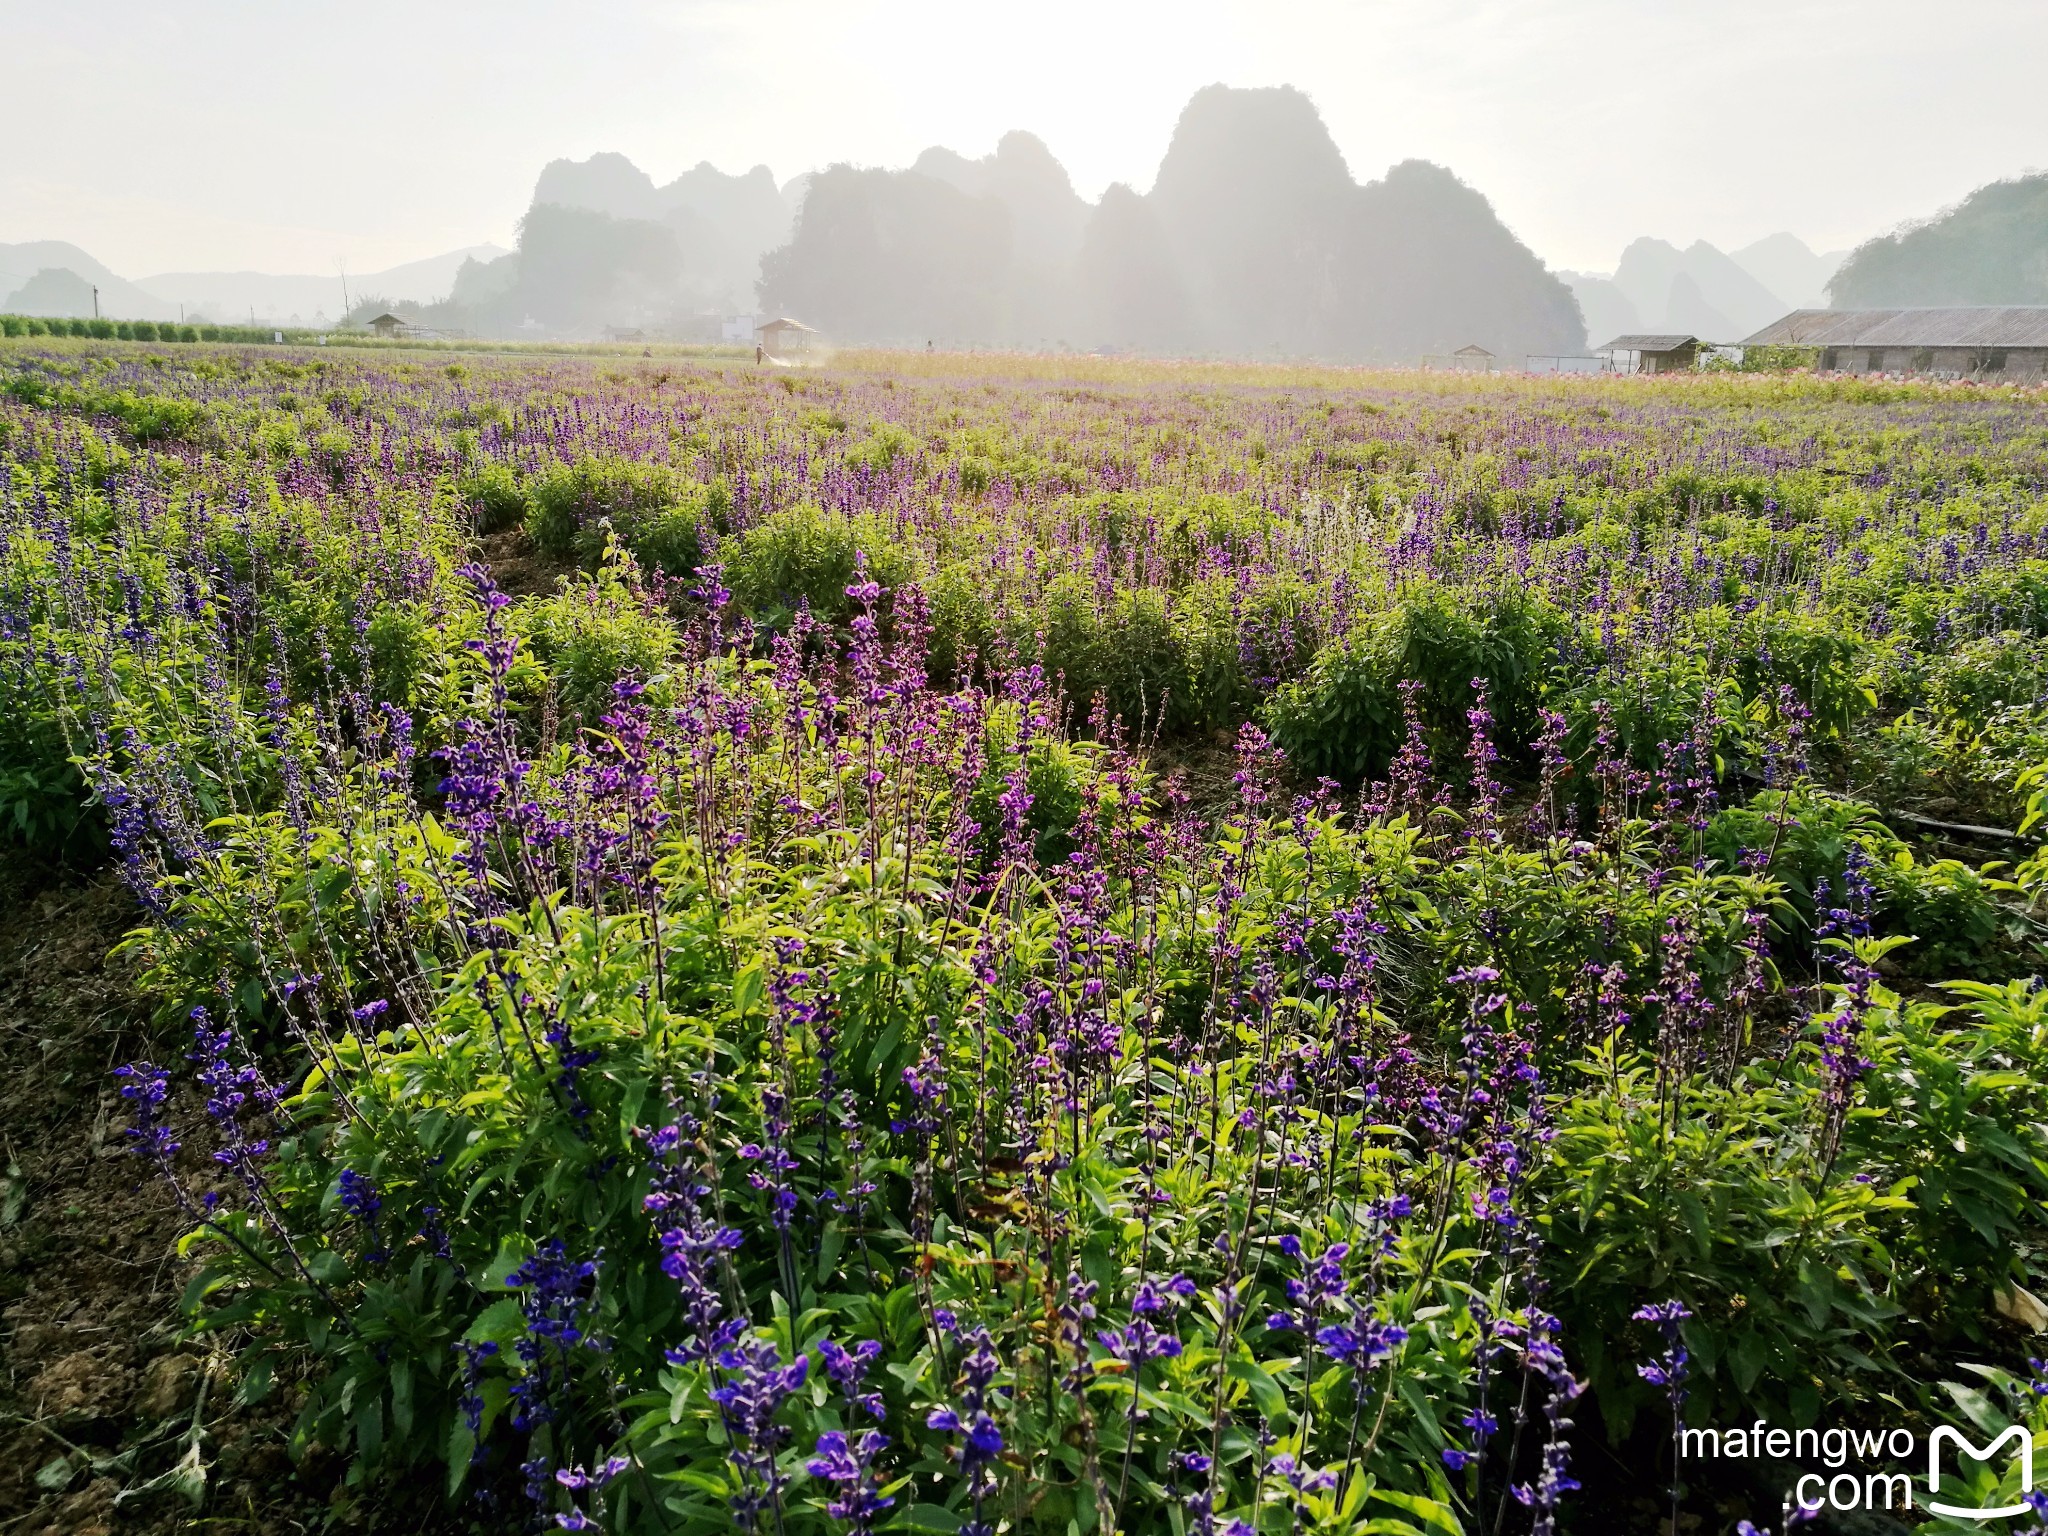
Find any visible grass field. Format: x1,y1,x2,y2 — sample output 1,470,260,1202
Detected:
4,338,2048,1534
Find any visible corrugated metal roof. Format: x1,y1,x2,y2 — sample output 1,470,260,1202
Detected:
1594,334,1700,352
759,316,817,333
1741,308,2048,348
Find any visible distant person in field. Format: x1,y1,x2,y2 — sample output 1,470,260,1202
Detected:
756,344,764,365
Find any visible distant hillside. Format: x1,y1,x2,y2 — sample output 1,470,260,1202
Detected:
446,204,696,333
432,150,808,332
1831,173,2048,306
0,241,510,327
756,167,1013,345
912,132,1087,271
1561,273,1638,344
529,152,796,308
137,246,506,327
760,84,1585,361
913,132,1087,340
1343,158,1583,361
1571,234,1846,341
1146,84,1356,356
0,241,175,320
1730,233,1845,311
1609,238,1787,342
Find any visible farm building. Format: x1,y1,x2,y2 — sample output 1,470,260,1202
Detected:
366,313,407,339
1593,334,1702,374
1741,308,2048,378
758,316,817,361
1452,344,1496,371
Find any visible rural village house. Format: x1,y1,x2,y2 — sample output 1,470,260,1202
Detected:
1741,307,2048,378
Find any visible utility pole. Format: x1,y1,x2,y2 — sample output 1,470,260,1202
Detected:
92,285,99,319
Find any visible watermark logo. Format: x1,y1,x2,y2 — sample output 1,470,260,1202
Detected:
1682,1418,2035,1519
1925,1424,2033,1520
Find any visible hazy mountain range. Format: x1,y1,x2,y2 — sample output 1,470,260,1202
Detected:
442,156,805,326
0,241,181,323
754,86,1586,359
1563,234,1849,345
366,85,1584,359
0,240,506,326
9,91,2048,355
143,247,508,327
0,87,1584,357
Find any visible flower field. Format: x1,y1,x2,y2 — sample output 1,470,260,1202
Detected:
6,339,2048,1534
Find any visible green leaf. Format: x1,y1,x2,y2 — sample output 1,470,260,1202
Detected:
889,1504,965,1532
34,1457,76,1493
390,1359,414,1438
481,1238,529,1292
731,962,764,1018
466,1297,526,1347
1369,1486,1463,1535
1225,1357,1289,1422
619,1076,648,1150
448,1419,475,1497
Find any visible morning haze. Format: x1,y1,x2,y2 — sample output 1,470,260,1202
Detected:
2,0,2045,352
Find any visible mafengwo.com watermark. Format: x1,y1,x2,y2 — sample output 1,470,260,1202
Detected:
1684,1419,2038,1519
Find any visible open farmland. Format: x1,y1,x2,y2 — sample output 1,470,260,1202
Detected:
5,340,2048,1534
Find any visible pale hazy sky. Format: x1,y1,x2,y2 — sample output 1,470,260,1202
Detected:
4,0,2041,278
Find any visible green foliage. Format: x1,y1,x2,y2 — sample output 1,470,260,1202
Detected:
726,504,916,625
0,705,93,861
1265,628,1401,783
1737,344,1821,373
1702,788,2019,974
365,603,450,707
514,454,720,580
1831,170,2048,308
1548,968,2048,1436
1857,979,2048,1342
1874,850,2019,977
1543,1047,1909,1433
924,560,997,683
527,455,677,554
1266,586,1567,784
460,462,529,534
1926,631,2048,730
843,421,914,474
519,561,680,726
967,724,1090,865
1729,607,1872,739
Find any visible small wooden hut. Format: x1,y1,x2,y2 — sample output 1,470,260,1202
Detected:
1593,334,1702,374
758,317,817,361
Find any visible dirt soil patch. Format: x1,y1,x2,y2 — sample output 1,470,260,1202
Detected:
477,526,572,599
0,870,451,1535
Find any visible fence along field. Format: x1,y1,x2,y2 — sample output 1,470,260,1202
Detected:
5,336,2048,1534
